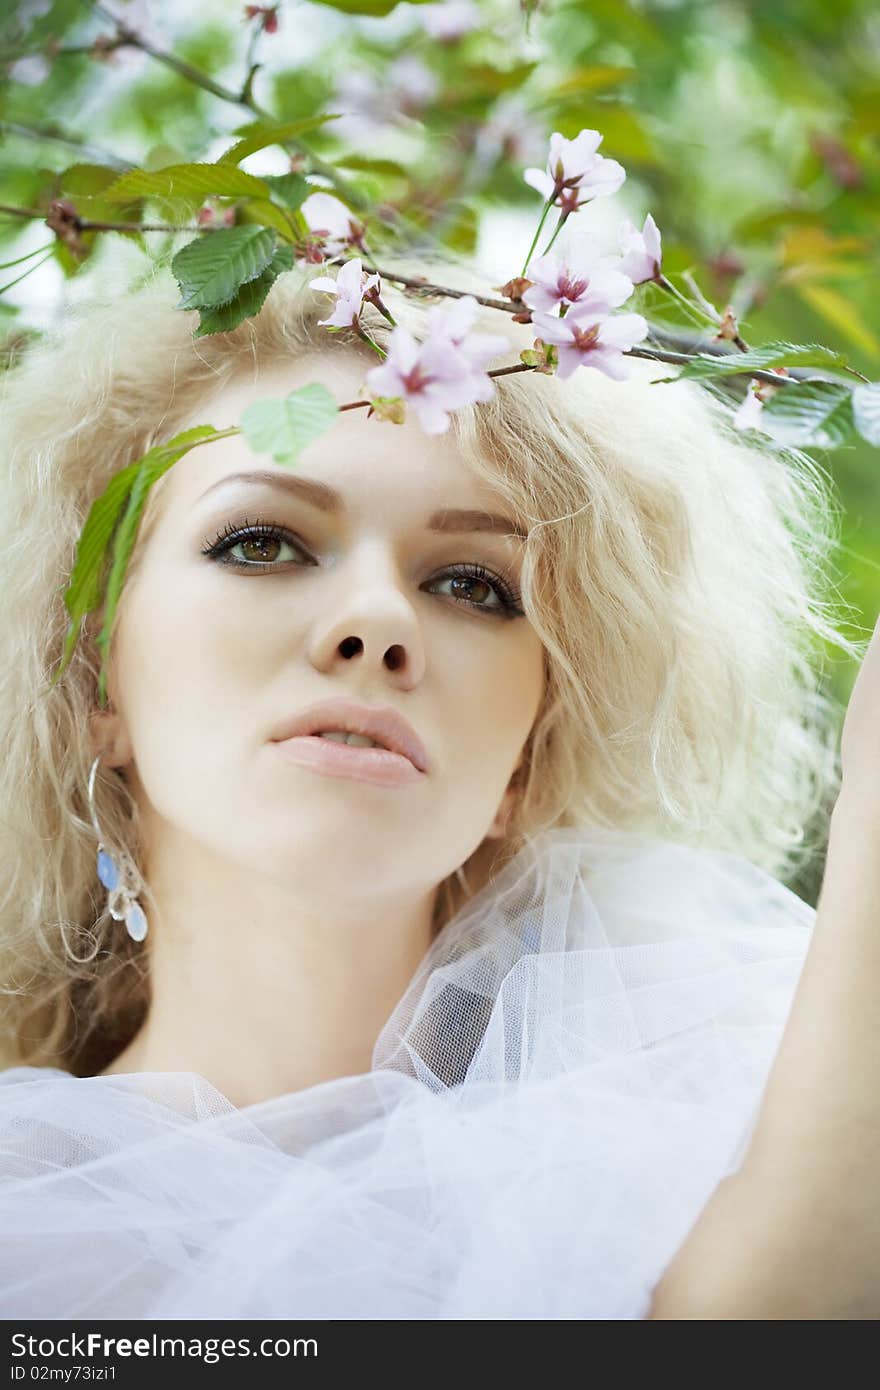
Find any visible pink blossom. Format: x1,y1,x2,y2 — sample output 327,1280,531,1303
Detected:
331,57,438,141
732,370,788,433
8,55,50,85
733,386,768,433
365,304,507,435
95,1,167,72
17,0,53,20
417,0,481,41
299,193,365,264
614,213,663,285
309,258,380,328
471,94,546,174
529,305,649,381
522,232,634,315
425,295,509,373
523,129,626,214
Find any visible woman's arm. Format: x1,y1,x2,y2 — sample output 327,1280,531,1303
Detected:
647,615,880,1320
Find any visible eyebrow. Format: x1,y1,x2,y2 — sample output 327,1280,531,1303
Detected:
195,469,529,541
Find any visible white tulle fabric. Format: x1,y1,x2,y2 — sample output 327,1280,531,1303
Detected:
0,825,815,1320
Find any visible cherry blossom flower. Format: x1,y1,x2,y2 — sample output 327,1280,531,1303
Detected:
309,258,380,329
615,213,663,285
8,54,50,85
331,57,438,141
299,193,366,264
365,301,508,434
197,204,236,228
243,4,279,32
390,55,440,113
425,295,509,372
523,129,626,215
416,0,481,41
733,386,768,433
471,94,546,175
522,232,634,316
528,305,649,381
93,1,166,73
732,369,790,433
17,0,53,21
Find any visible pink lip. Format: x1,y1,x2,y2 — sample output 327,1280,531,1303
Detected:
274,735,425,789
269,697,429,773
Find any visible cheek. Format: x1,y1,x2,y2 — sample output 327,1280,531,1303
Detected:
441,627,545,782
116,561,292,701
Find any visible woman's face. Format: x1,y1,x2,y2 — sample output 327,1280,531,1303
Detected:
96,349,546,904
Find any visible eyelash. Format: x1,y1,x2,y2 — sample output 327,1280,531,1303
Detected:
199,516,525,618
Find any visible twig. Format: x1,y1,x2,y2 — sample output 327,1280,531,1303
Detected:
0,121,131,170
86,0,374,217
628,345,795,387
353,260,519,313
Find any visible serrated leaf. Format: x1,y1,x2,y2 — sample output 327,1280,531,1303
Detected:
103,163,271,203
671,341,854,381
852,383,880,445
218,115,340,165
760,381,856,449
193,244,293,337
241,383,339,469
172,226,278,310
52,427,222,699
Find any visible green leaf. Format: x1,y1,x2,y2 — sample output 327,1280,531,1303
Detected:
218,116,340,165
333,154,409,179
760,381,856,449
193,244,294,337
240,384,339,469
795,283,880,361
307,0,427,12
262,173,311,212
172,226,278,310
543,65,635,98
671,342,855,382
852,383,880,446
235,198,298,242
51,162,144,262
442,202,479,255
56,163,123,197
51,427,222,700
103,163,271,203
94,427,232,706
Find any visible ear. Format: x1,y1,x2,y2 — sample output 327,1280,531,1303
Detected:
89,705,134,770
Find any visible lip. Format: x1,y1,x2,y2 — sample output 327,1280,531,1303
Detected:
269,697,429,774
273,736,424,789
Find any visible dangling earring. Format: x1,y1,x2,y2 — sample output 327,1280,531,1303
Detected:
87,755,148,942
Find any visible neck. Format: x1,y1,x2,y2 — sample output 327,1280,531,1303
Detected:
99,828,438,1109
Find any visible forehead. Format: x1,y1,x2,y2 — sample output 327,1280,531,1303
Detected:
140,350,509,535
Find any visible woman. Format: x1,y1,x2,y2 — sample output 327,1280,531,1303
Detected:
0,261,875,1318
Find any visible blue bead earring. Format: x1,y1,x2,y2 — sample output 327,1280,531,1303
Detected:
87,755,148,942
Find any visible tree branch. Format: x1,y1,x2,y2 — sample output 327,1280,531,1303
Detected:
0,121,131,170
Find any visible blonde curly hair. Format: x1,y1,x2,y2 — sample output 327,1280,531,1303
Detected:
0,256,862,1076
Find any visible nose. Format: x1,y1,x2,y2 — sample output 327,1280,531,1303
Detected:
309,543,427,685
